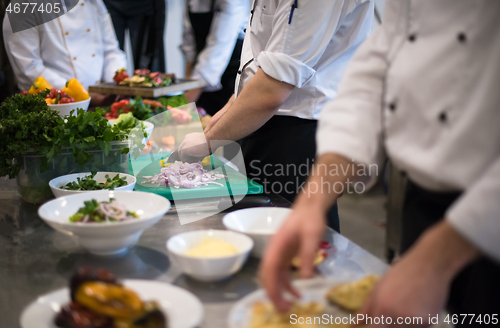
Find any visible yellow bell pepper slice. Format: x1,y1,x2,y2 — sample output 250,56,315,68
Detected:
62,78,89,102
45,98,56,105
201,156,211,166
28,77,52,95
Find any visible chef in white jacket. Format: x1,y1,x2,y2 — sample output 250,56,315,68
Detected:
3,0,126,105
177,0,374,231
180,0,249,116
262,0,500,324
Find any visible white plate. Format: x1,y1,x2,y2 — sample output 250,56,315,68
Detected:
20,279,203,328
227,278,350,328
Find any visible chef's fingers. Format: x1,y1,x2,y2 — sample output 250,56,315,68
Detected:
351,291,375,327
261,228,298,312
298,224,322,279
283,273,301,299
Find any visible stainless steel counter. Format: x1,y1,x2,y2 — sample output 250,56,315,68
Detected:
0,177,387,328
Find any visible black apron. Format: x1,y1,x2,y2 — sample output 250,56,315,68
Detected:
240,115,340,231
188,0,243,116
402,179,500,325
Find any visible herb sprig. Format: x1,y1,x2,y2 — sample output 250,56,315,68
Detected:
63,173,128,191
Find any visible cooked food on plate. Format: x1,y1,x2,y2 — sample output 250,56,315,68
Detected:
114,68,175,88
291,249,327,268
69,199,139,223
325,275,379,312
54,267,166,328
142,160,225,189
291,241,331,268
249,301,325,328
184,237,238,257
63,173,128,191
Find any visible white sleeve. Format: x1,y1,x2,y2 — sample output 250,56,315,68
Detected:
446,156,500,262
180,1,197,64
2,14,66,91
192,0,249,88
316,25,389,172
96,1,127,83
256,0,372,88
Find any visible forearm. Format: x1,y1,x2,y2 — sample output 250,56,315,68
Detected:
409,220,480,280
204,69,293,143
294,153,355,213
185,62,194,79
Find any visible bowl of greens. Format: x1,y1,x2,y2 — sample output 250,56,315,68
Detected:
49,172,137,198
38,191,171,255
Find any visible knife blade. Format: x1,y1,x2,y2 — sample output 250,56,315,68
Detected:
166,149,182,163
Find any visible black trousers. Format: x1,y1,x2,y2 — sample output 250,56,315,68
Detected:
402,180,500,326
239,115,340,231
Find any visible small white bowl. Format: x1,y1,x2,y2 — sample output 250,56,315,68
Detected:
38,191,170,255
223,207,292,258
167,230,253,282
49,98,91,117
49,172,136,198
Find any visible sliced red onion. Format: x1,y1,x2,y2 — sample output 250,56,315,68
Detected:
142,160,225,189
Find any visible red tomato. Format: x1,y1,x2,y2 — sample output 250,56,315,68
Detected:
48,88,58,99
21,91,29,96
59,96,72,104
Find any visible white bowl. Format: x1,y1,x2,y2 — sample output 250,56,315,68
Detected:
223,207,292,258
167,230,253,282
49,172,136,198
38,191,170,255
48,98,91,117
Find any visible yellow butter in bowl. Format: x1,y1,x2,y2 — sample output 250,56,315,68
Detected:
184,238,238,257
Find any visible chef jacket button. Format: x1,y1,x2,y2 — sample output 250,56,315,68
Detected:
92,54,95,57
73,57,76,60
87,28,91,32
244,28,246,33
457,32,466,43
237,70,242,75
408,34,417,42
81,2,84,5
389,102,397,112
439,112,447,123
65,31,69,35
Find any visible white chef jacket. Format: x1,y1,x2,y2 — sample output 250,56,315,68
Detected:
180,0,249,91
317,0,500,261
235,0,375,120
3,0,126,90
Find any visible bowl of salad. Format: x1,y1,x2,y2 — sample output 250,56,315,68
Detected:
49,172,136,198
38,191,171,255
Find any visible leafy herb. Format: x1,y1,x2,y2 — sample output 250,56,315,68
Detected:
158,94,188,108
0,93,62,178
0,93,146,179
63,172,128,191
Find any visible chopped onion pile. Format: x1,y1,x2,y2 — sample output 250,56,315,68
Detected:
142,161,226,189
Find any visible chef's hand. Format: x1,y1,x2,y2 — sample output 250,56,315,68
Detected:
355,221,479,328
260,201,326,312
177,132,211,162
184,87,204,104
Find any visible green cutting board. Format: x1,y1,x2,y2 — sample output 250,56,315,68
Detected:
129,153,263,200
